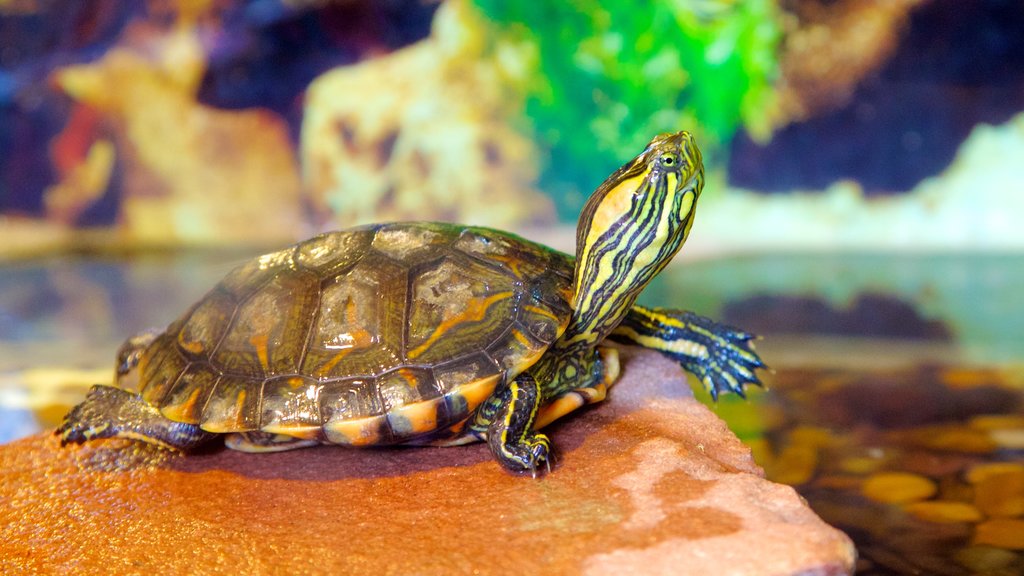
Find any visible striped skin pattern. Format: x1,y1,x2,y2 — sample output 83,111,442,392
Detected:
519,132,706,407
470,132,707,446
567,131,703,350
610,306,765,400
485,373,551,476
57,131,767,475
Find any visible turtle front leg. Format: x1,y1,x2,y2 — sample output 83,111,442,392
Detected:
484,373,552,476
57,385,216,451
611,305,766,400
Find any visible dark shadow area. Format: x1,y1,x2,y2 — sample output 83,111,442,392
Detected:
729,0,1024,194
811,367,1021,428
167,439,495,481
723,293,952,340
195,0,438,136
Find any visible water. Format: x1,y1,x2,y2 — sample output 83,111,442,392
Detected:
2,251,1022,574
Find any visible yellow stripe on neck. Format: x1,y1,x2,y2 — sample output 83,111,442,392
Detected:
576,173,647,280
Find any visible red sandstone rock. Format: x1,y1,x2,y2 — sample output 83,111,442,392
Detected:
0,349,855,575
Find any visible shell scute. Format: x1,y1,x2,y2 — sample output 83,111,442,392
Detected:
319,378,383,423
260,375,323,434
213,268,320,378
432,352,501,395
220,246,296,297
405,254,518,364
487,324,548,372
301,254,406,380
323,415,386,446
139,334,188,406
176,288,235,358
455,227,571,283
160,362,218,423
295,227,375,277
442,373,501,425
320,377,386,446
371,223,452,261
200,373,262,433
387,397,445,440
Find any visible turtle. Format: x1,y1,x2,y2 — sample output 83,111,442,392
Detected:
57,131,765,475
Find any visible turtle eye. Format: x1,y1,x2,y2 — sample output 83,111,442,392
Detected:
659,154,680,168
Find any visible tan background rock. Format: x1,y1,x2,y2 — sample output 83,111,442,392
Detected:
0,350,854,575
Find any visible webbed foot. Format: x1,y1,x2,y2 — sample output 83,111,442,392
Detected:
612,306,766,400
57,385,216,451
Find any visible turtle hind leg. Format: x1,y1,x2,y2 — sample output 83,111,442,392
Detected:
483,373,552,476
57,385,216,451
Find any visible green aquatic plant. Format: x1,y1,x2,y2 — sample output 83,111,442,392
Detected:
473,0,782,217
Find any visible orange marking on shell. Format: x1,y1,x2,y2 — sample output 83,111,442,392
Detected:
234,390,247,424
260,423,321,440
407,291,513,360
323,416,384,446
390,399,439,435
178,336,204,355
317,350,351,378
450,374,501,414
559,285,574,303
249,334,270,372
523,305,560,323
161,386,203,422
511,329,533,349
487,253,524,277
448,420,467,436
396,368,420,386
316,298,375,377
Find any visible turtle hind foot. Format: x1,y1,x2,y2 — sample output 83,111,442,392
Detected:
56,384,216,451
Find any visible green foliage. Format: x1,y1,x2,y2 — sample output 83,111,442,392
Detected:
473,0,782,218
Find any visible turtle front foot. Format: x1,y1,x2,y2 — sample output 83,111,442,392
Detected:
489,430,552,477
485,374,553,476
612,306,767,400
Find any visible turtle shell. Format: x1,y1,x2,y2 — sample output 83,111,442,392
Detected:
135,223,574,445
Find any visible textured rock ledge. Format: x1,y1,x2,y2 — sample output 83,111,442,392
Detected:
0,349,854,575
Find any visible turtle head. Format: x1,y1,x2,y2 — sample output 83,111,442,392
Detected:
564,131,704,347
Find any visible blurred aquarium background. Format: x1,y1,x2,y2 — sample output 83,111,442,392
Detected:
2,2,1024,574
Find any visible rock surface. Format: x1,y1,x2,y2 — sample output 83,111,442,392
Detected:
0,349,854,575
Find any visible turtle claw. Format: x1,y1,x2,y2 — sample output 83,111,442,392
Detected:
498,431,552,477
528,434,553,478
695,332,766,401
485,373,556,476
541,448,555,477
